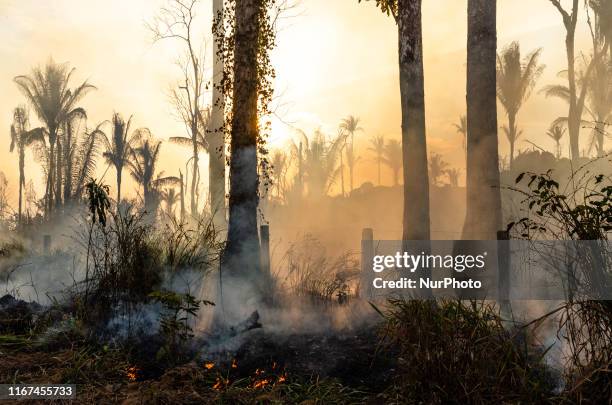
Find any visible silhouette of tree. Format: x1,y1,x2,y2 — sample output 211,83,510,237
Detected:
446,168,462,187
149,0,209,218
496,42,545,168
453,114,467,153
548,0,603,159
128,130,179,215
101,113,136,205
546,123,566,158
10,106,44,225
429,153,449,186
368,135,385,185
340,115,362,192
585,55,612,156
382,139,402,186
160,187,180,219
14,59,95,215
295,129,343,199
270,149,288,200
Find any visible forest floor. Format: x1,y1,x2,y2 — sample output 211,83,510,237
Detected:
0,294,396,404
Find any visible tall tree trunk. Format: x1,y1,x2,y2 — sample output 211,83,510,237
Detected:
46,134,56,217
179,170,186,222
398,0,430,241
220,0,263,319
339,148,345,196
508,112,516,170
463,0,502,239
191,139,199,217
18,147,24,225
210,0,227,227
116,167,122,205
55,137,63,209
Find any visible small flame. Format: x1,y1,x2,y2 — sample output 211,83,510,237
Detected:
255,368,264,376
231,359,238,369
277,374,287,383
204,362,215,370
253,378,272,389
213,377,228,391
126,366,139,382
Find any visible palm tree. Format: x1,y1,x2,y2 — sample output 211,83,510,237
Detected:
14,59,95,215
429,153,450,186
10,106,44,225
128,130,179,215
546,123,566,158
446,168,462,187
453,114,468,153
340,115,362,191
585,55,612,156
270,150,288,200
368,135,386,185
382,139,402,187
590,0,612,58
160,187,180,219
496,42,545,168
64,118,106,204
101,113,135,205
297,129,343,199
463,0,502,239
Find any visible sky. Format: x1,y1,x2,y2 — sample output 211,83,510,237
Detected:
0,0,599,206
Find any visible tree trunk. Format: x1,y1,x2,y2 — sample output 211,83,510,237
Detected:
209,0,227,227
116,168,122,206
508,112,516,170
47,135,56,216
561,0,580,160
180,170,186,222
398,0,430,241
463,0,502,239
220,0,263,320
18,147,24,225
191,138,199,217
55,137,63,209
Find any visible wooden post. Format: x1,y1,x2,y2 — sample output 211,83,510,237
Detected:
360,228,374,299
497,230,512,318
43,235,51,255
260,225,270,278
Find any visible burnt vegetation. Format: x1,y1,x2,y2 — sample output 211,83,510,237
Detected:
2,0,612,404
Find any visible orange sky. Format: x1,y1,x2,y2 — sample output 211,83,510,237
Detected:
0,0,598,206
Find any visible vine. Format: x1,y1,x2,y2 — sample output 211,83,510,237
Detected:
212,0,282,208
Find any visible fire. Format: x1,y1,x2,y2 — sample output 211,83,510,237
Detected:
213,377,228,391
126,366,139,382
231,359,238,369
253,378,272,389
277,373,287,383
204,362,215,370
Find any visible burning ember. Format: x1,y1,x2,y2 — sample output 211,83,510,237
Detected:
231,359,238,369
204,362,215,370
212,377,229,391
126,366,139,382
252,378,272,389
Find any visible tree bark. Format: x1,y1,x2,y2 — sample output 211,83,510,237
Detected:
398,0,430,241
508,112,516,169
220,0,263,318
209,0,227,227
463,0,502,239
